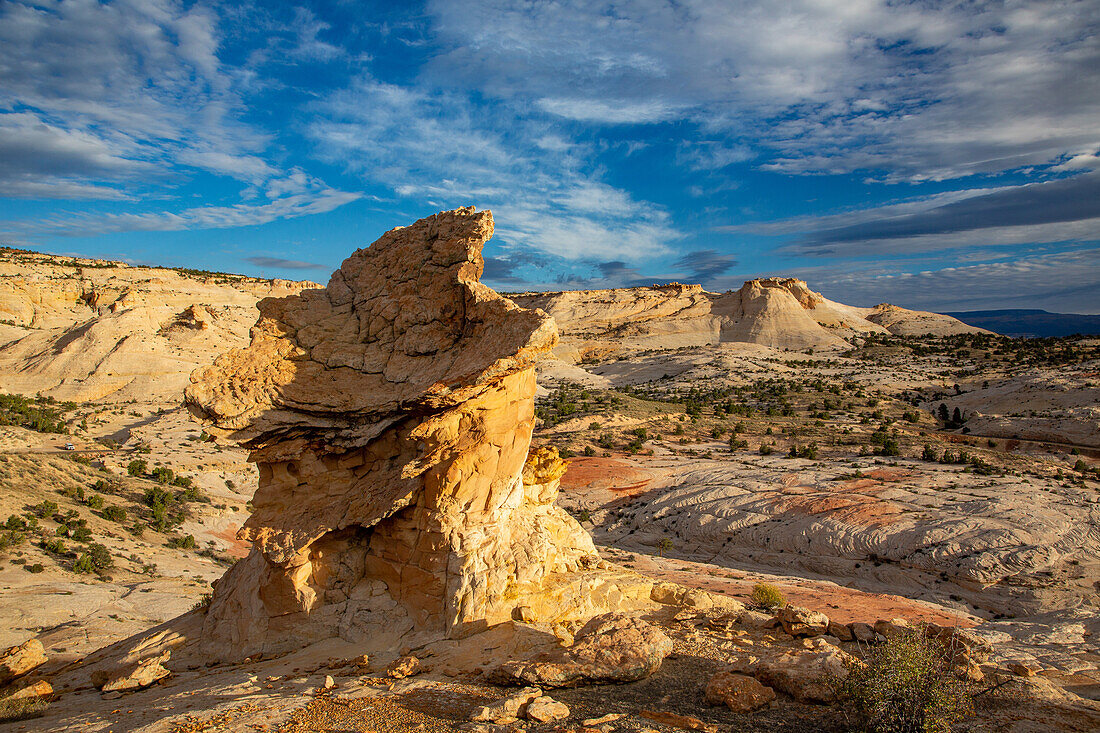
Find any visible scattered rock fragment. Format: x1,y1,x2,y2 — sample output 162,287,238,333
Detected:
775,605,829,637
471,687,543,723
640,709,719,731
494,613,672,687
386,656,420,679
0,639,47,686
1009,661,1040,677
704,670,776,713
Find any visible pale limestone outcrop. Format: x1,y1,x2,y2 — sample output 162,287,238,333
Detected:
185,208,608,660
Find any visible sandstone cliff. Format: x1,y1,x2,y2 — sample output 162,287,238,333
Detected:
184,207,626,659
512,277,984,360
0,250,317,403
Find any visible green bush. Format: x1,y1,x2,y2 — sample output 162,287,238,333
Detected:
72,553,96,574
86,543,112,569
151,466,174,484
921,444,938,462
30,500,58,518
168,534,196,549
23,562,44,573
102,505,127,522
750,582,786,609
833,626,975,733
127,459,147,477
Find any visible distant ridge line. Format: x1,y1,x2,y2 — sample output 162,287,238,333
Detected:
945,309,1100,338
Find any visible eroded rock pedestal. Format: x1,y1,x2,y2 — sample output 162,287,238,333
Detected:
185,207,616,660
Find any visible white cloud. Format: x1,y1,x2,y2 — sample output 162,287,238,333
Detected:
424,0,1100,181
794,249,1100,314
7,187,361,237
307,78,679,261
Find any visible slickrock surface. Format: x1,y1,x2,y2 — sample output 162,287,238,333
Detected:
183,207,635,660
593,456,1100,617
512,277,982,360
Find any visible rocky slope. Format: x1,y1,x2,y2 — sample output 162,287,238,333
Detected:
511,277,984,360
0,249,317,403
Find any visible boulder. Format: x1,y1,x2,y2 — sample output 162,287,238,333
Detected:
0,639,46,686
704,670,775,713
775,606,829,637
2,679,53,702
827,621,854,642
849,622,877,643
737,609,778,629
731,638,854,703
494,613,672,687
92,651,171,693
525,696,570,722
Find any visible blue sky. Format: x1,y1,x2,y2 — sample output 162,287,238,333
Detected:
1,0,1098,313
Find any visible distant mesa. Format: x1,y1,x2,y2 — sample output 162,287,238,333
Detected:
945,309,1100,339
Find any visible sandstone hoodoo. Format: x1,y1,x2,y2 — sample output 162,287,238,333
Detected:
184,207,615,659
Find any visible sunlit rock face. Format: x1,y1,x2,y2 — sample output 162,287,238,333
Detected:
186,207,600,659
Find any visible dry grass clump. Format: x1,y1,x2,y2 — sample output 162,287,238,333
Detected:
0,696,48,723
750,582,786,610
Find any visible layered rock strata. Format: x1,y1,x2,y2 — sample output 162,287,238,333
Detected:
185,208,603,659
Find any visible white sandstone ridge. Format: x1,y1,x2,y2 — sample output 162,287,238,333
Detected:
0,248,319,403
511,277,986,360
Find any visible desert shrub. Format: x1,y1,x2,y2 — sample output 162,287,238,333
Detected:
588,422,601,430
86,543,112,569
151,466,174,484
102,505,127,522
40,538,66,554
583,445,596,456
127,459,147,477
168,534,196,549
1074,459,1088,473
833,626,975,733
30,500,58,518
191,592,213,612
759,442,775,456
5,514,28,531
72,553,96,574
750,582,785,609
921,444,938,462
23,562,44,573
84,494,104,510
171,474,192,488
788,443,819,460
0,696,48,723
877,438,901,457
